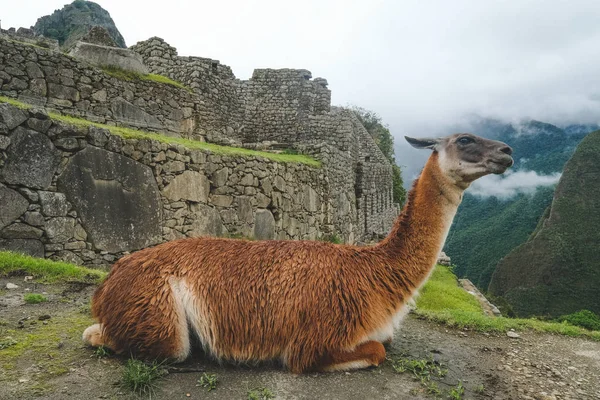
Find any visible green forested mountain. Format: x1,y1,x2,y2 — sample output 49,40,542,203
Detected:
447,186,555,288
444,119,593,290
488,130,600,317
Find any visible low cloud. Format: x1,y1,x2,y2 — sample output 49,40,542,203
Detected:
467,170,561,199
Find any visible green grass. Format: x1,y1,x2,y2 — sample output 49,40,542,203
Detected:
23,294,48,304
196,373,218,392
557,310,600,331
0,96,30,109
0,251,106,284
247,387,275,400
121,359,167,397
0,96,321,167
414,266,600,341
101,65,192,92
320,233,343,244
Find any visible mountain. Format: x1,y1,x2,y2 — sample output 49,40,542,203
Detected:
444,119,590,290
33,0,126,49
488,130,600,317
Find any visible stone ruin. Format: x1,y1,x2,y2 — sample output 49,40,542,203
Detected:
0,30,399,267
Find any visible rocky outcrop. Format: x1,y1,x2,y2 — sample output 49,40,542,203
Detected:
33,0,126,49
69,42,149,74
489,130,600,317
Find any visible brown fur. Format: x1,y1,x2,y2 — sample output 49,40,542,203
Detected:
84,134,512,373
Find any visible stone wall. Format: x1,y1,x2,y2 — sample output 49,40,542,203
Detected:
0,103,330,267
0,27,60,52
129,37,240,142
0,36,199,135
0,32,398,250
130,37,397,242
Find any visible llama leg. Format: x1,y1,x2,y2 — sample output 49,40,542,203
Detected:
318,341,386,372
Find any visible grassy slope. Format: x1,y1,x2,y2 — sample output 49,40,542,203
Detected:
101,65,191,92
415,266,600,341
0,251,106,283
0,96,320,167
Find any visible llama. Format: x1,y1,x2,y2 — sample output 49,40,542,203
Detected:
83,133,513,373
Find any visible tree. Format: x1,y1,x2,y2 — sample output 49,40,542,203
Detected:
350,106,407,205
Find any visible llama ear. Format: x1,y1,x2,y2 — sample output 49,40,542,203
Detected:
404,136,439,150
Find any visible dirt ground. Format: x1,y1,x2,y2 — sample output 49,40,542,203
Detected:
1,277,599,400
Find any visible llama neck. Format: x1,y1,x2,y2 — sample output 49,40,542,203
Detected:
378,153,464,281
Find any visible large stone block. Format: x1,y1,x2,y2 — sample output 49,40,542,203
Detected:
0,223,43,239
58,146,162,253
110,98,161,129
48,83,80,102
0,184,29,230
38,191,70,217
45,217,76,243
1,127,60,189
189,204,226,237
162,171,209,203
254,209,275,240
0,239,44,258
303,185,320,212
69,41,149,75
0,103,28,130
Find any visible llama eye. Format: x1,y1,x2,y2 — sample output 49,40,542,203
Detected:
457,137,474,145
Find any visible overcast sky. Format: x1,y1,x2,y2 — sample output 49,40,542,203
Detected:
4,0,600,185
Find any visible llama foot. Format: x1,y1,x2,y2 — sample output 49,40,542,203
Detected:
318,340,386,372
83,323,104,347
83,323,118,353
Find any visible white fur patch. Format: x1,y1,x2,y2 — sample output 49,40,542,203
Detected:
323,360,372,372
169,278,214,361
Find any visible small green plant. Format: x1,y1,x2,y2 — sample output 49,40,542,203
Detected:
197,373,218,392
0,336,18,350
79,302,92,315
121,359,167,396
425,381,441,396
223,233,255,241
281,148,299,155
94,345,110,358
448,381,465,400
392,355,447,380
474,384,485,394
392,355,448,398
247,387,275,400
320,233,343,244
23,293,48,304
558,310,600,331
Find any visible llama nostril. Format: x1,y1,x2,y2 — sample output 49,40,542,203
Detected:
500,146,513,156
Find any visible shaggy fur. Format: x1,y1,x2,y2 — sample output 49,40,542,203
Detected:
84,133,512,373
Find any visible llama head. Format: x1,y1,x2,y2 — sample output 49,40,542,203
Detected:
405,133,513,185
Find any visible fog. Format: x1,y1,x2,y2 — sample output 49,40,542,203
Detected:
4,0,600,187
467,170,562,199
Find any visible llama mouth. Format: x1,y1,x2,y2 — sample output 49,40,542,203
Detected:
488,158,513,174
